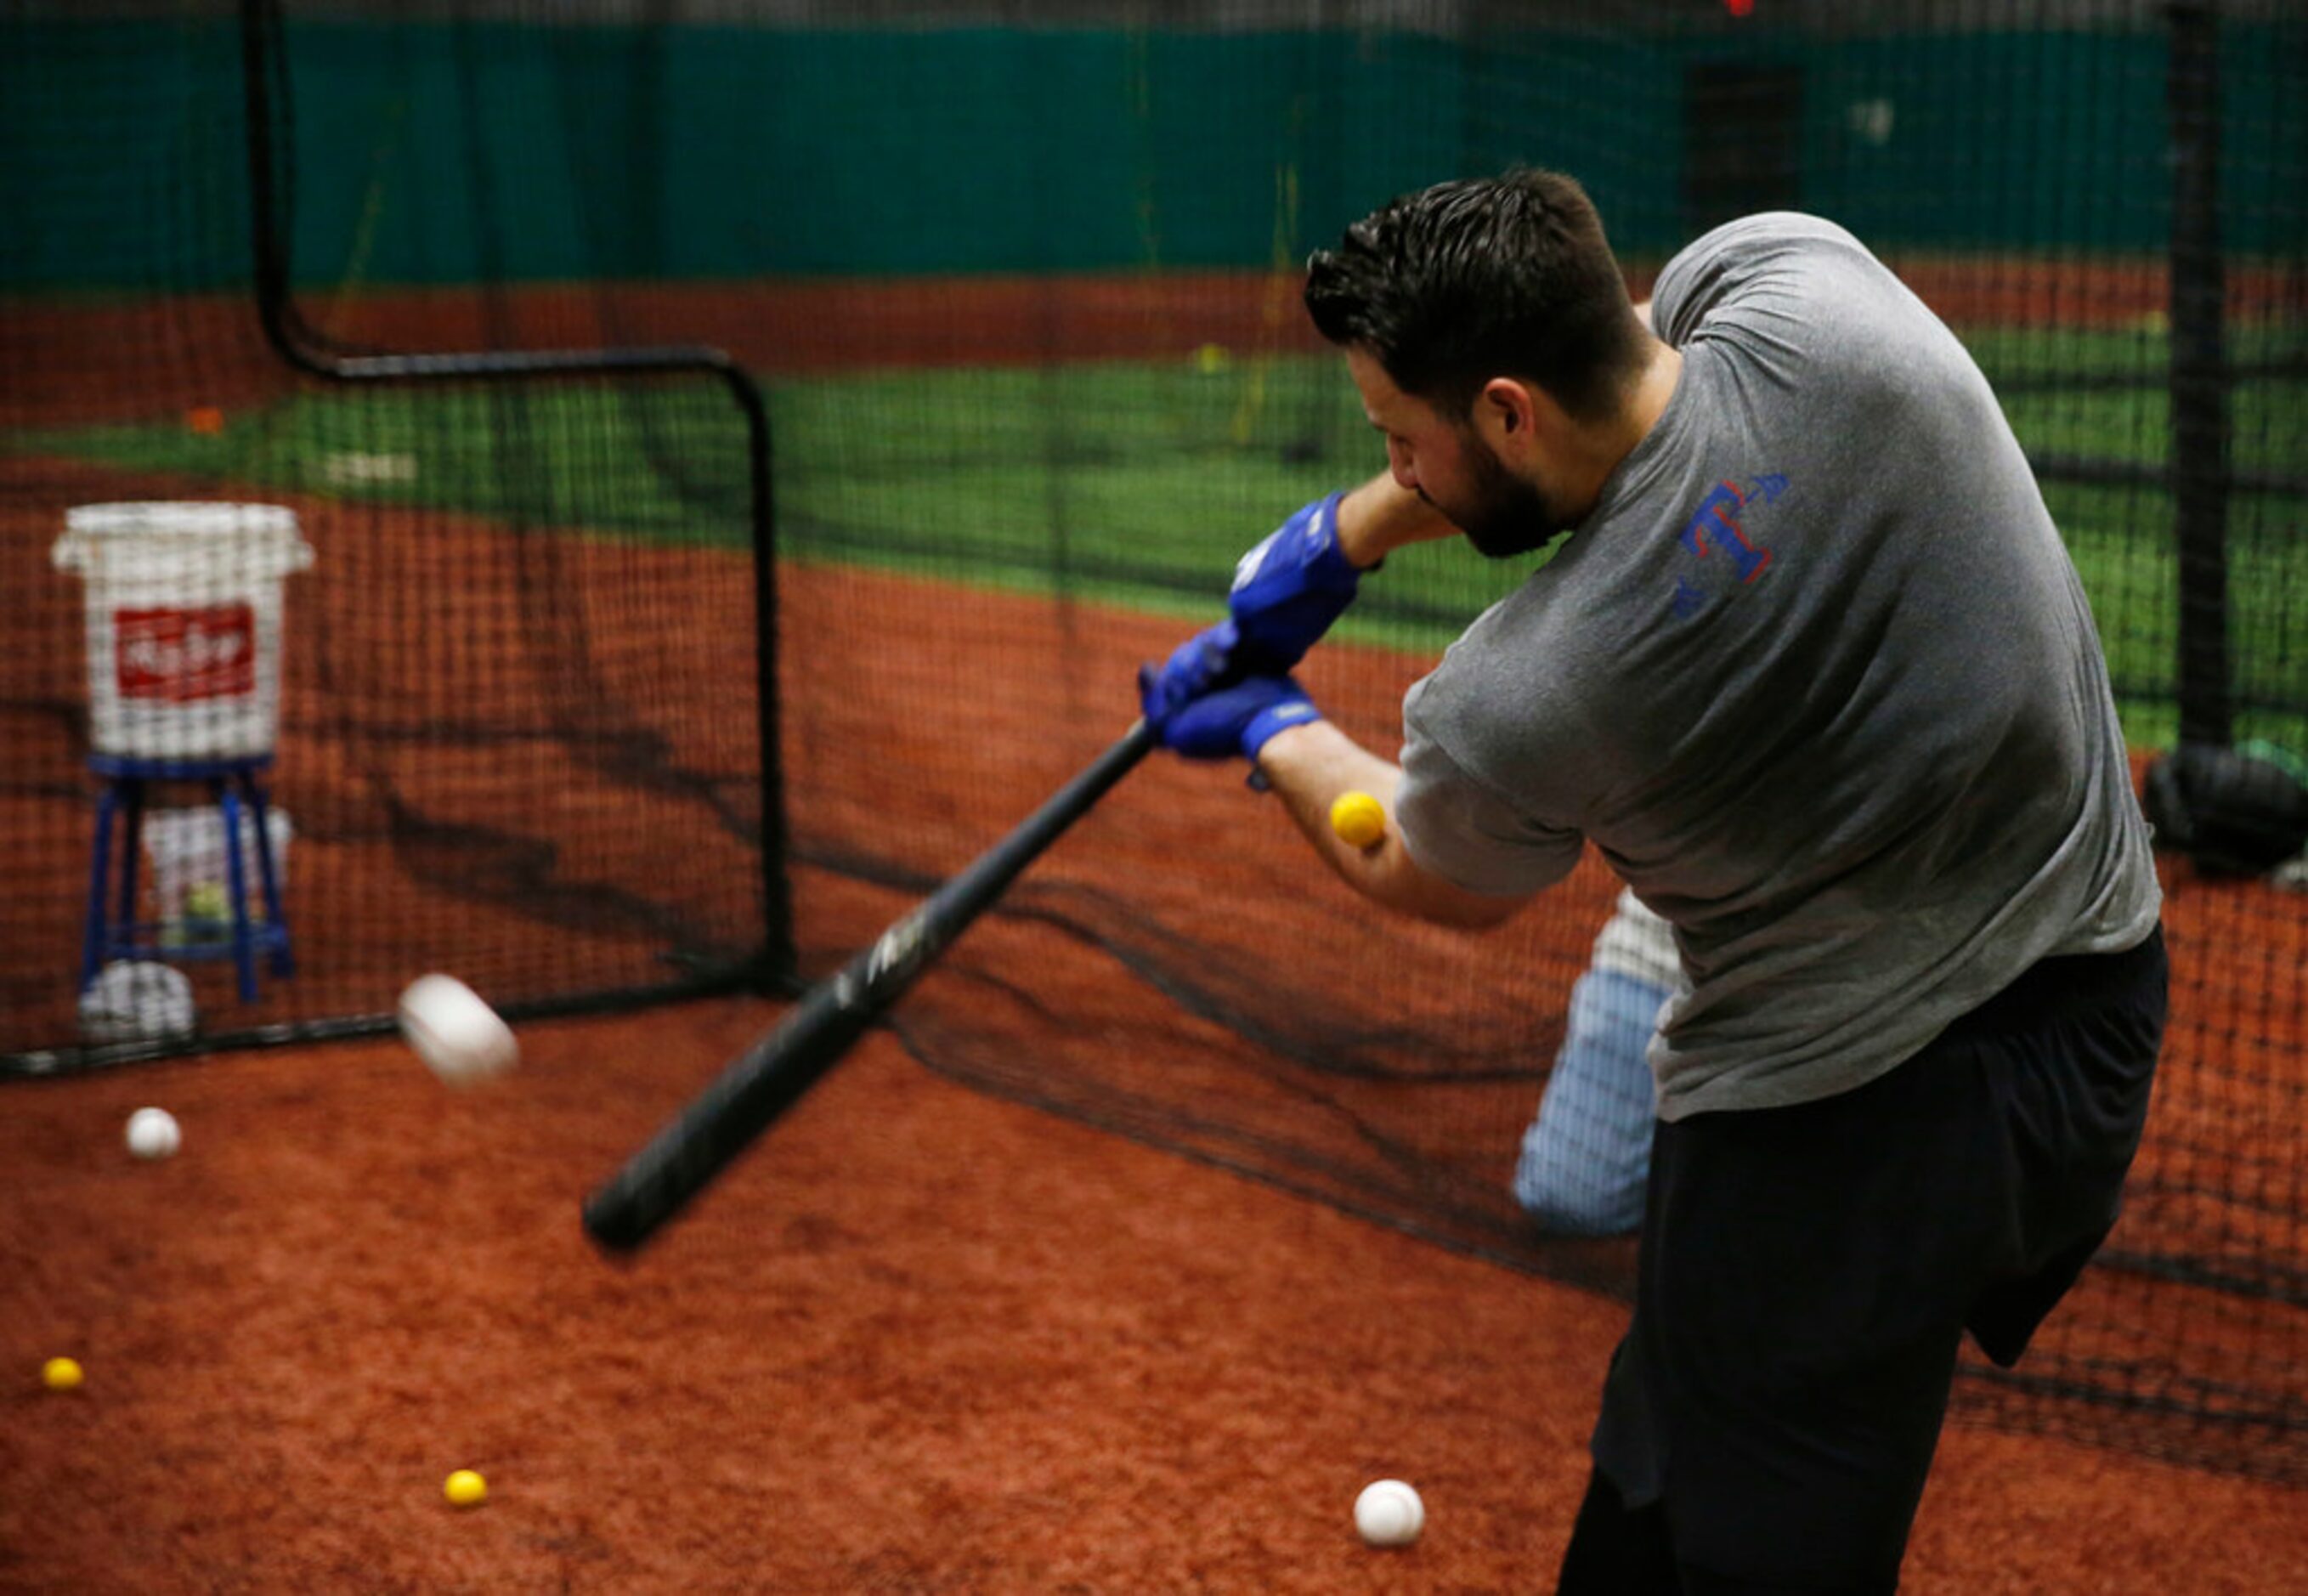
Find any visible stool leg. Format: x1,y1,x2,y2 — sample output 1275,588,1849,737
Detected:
115,778,145,952
217,779,257,1005
241,775,292,978
81,782,121,993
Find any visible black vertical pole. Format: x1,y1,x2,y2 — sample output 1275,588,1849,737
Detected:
2168,0,2231,750
735,373,796,994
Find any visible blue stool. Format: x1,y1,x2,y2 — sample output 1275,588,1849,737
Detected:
81,753,293,1005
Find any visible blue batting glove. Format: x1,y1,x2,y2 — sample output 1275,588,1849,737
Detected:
1228,491,1365,671
1140,620,1242,727
1136,665,1321,761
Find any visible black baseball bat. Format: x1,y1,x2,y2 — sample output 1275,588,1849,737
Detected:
582,719,1157,1254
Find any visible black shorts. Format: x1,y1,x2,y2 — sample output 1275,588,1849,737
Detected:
1586,926,2169,1592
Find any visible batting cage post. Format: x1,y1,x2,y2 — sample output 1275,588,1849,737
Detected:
235,0,795,997
2167,0,2232,751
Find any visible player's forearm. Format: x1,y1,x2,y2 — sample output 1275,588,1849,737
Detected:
1333,473,1457,569
1253,720,1525,930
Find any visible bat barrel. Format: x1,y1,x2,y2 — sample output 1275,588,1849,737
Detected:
581,720,1157,1254
581,982,873,1251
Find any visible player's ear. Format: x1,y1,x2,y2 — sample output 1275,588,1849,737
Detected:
1477,377,1541,448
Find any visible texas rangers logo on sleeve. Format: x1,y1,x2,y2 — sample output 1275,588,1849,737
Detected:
1671,472,1786,617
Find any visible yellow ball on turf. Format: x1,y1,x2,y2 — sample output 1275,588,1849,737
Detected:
1330,790,1387,850
42,1356,83,1391
444,1469,488,1508
1193,342,1231,375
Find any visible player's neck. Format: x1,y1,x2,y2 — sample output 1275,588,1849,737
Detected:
1555,344,1683,520
1624,338,1683,448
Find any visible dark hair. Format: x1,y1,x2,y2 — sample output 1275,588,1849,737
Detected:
1303,168,1646,426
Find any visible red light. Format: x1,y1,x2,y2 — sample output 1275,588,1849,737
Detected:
1726,0,1755,15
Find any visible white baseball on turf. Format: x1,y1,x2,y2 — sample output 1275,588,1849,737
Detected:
398,974,517,1086
124,1106,181,1160
1354,1478,1424,1548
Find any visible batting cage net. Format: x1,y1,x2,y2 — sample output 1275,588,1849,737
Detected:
2,0,2301,1482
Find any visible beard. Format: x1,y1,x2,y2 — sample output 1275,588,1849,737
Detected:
1428,433,1575,560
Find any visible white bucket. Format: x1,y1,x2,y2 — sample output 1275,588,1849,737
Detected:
51,502,314,761
143,805,293,937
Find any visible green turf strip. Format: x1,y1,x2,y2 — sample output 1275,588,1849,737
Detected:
9,332,2301,750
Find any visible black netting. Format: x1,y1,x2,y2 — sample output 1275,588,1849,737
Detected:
2,0,2300,1482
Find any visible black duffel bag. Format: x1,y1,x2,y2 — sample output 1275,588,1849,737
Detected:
2142,741,2308,877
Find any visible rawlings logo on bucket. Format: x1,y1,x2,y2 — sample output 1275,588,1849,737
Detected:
115,606,256,701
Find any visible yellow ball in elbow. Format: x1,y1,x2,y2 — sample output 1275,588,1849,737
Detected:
1329,790,1388,851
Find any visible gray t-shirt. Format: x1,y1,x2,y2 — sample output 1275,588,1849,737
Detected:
1394,212,2161,1119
